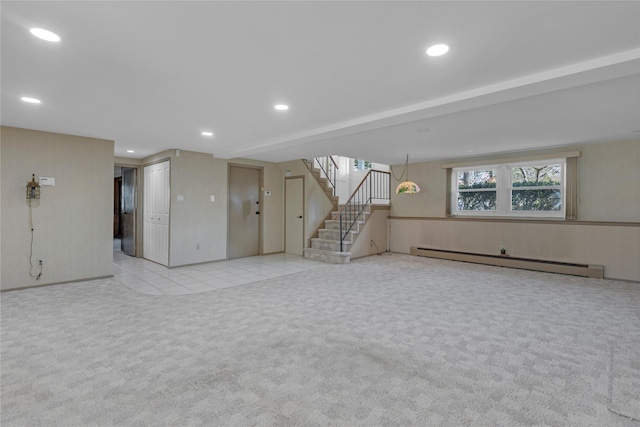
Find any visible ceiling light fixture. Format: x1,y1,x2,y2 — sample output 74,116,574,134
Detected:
391,154,421,194
201,131,214,136
30,28,61,42
274,104,289,111
126,150,135,153
426,44,449,57
21,96,41,104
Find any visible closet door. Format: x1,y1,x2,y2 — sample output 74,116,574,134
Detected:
143,160,170,266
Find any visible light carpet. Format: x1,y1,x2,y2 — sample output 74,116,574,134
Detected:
2,254,639,426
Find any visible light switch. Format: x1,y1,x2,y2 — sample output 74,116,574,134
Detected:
177,194,184,201
210,195,215,202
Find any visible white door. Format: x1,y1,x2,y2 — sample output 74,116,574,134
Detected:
143,160,170,266
285,177,304,255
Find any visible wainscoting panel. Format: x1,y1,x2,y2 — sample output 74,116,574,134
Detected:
390,217,640,282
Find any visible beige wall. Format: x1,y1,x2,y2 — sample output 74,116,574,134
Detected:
389,158,447,218
389,139,640,281
577,139,640,222
159,151,228,266
135,151,285,267
349,208,390,260
389,219,639,281
278,159,335,247
391,139,640,222
1,126,114,290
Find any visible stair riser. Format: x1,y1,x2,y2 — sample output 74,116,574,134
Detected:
318,230,354,241
336,206,371,212
324,221,362,232
303,250,350,264
324,220,362,233
311,240,351,251
332,213,368,222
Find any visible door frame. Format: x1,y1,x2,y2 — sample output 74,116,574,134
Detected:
227,163,263,259
114,162,143,257
285,175,305,255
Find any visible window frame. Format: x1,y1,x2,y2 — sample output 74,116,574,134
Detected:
454,165,500,214
354,159,372,171
451,158,566,219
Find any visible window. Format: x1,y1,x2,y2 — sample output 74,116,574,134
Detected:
456,167,498,211
452,159,565,218
354,159,372,171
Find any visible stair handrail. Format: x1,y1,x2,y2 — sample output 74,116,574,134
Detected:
337,169,390,251
305,156,338,196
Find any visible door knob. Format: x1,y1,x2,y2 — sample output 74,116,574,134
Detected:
298,216,302,218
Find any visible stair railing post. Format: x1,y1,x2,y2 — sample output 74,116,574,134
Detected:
332,162,336,196
339,212,343,252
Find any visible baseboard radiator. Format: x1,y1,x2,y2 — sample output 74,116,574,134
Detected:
410,246,604,279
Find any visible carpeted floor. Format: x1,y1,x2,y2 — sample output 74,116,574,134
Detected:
2,254,639,426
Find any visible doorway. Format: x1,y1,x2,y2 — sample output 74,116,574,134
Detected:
228,165,261,259
285,177,304,255
113,166,137,257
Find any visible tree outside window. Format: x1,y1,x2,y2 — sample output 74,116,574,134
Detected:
354,159,372,171
452,159,565,218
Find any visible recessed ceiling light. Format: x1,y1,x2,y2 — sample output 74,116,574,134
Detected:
426,44,449,57
274,104,289,111
30,28,61,42
201,131,214,136
21,96,41,104
126,150,135,153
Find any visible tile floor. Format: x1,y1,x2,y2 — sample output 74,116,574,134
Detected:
113,240,327,296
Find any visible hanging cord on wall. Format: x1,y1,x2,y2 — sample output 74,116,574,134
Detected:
28,199,42,280
369,240,383,256
390,154,409,183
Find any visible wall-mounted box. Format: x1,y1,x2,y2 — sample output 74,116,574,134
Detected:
39,177,55,186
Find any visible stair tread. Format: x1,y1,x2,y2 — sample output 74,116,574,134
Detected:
319,228,358,234
311,237,352,244
325,219,364,224
303,248,351,255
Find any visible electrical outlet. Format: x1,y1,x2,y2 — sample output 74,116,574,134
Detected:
500,247,506,255
38,260,43,266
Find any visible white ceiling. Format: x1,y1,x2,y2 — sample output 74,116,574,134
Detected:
2,1,639,166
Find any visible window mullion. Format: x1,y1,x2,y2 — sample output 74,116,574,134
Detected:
497,165,508,215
